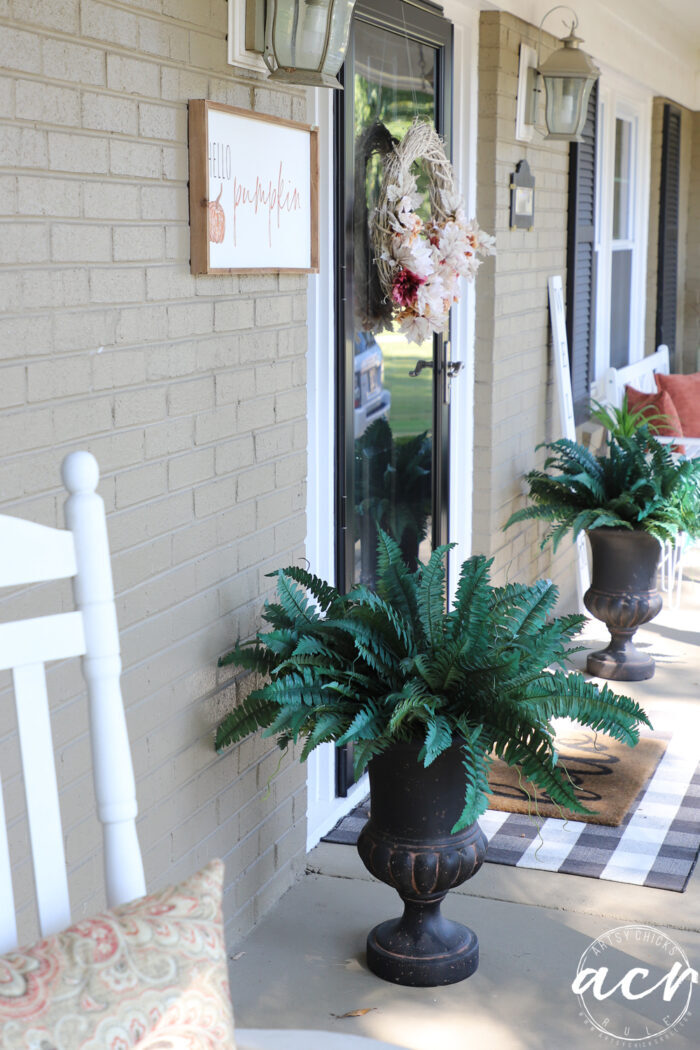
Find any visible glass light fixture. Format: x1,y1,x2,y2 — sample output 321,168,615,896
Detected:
246,0,356,89
534,6,600,142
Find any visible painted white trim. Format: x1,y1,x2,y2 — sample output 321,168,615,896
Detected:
594,70,652,379
305,85,341,851
305,86,335,594
515,44,538,144
307,749,369,853
443,2,480,598
227,0,268,74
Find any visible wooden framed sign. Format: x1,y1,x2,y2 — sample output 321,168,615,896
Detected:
188,100,319,274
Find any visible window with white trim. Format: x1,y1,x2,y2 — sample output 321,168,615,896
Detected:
594,83,651,378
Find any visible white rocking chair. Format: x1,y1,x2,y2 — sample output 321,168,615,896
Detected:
0,452,403,1050
0,451,145,953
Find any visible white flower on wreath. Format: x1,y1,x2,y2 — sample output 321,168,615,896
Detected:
416,273,448,319
393,238,434,280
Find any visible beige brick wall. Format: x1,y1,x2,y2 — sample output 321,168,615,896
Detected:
475,11,577,609
0,0,308,946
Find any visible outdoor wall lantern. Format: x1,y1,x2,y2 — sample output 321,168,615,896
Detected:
519,5,600,142
245,0,356,89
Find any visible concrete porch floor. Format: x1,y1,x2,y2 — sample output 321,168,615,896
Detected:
230,549,700,1049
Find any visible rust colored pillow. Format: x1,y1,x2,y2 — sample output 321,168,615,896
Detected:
0,860,237,1050
625,385,684,438
654,371,700,437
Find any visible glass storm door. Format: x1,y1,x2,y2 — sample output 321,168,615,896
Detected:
334,0,452,794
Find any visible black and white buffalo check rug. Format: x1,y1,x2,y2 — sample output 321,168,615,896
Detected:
322,728,700,892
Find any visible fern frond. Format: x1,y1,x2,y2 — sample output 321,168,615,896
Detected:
520,671,652,742
352,737,390,779
451,726,493,831
336,701,381,747
418,543,453,648
275,571,320,627
375,527,419,626
218,642,277,674
489,579,557,640
271,565,346,616
347,585,415,654
300,712,345,760
488,716,587,814
449,555,492,645
215,690,278,751
421,714,453,766
387,681,437,733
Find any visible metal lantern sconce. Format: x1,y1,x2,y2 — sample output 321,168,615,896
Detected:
245,0,356,89
522,5,600,142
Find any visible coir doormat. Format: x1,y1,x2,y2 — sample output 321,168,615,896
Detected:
322,730,700,892
487,730,667,826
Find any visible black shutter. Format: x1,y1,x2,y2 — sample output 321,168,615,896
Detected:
566,84,598,425
656,104,681,367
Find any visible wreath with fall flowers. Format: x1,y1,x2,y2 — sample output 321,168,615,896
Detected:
372,120,495,345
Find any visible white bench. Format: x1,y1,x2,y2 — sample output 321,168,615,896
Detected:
598,345,700,458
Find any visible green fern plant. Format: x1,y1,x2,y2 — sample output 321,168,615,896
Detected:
589,395,669,438
505,421,700,552
215,531,651,832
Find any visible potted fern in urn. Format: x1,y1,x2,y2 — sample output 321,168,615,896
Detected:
216,530,650,988
506,403,700,681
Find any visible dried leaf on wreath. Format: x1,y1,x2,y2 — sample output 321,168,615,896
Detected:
332,1008,377,1019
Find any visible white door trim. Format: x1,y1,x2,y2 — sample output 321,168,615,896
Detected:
444,4,480,597
305,85,353,851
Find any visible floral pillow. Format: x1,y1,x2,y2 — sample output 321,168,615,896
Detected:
0,860,237,1050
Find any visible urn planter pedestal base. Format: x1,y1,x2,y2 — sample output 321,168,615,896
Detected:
583,529,663,683
585,631,656,681
357,743,487,988
366,899,479,987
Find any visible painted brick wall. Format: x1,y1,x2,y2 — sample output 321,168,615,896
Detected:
475,11,577,609
0,0,308,946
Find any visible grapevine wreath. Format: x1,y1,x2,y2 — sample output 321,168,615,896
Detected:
371,119,495,344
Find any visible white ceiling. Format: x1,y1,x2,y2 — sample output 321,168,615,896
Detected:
487,0,700,109
650,0,700,43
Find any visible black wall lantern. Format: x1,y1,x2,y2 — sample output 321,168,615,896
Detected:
245,0,357,89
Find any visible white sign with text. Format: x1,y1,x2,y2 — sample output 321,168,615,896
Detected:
189,102,319,274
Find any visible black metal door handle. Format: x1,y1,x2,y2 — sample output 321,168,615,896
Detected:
447,361,463,378
408,359,433,377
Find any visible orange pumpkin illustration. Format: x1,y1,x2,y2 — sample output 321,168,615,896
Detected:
208,184,226,244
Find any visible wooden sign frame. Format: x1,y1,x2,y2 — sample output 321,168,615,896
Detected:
188,100,319,275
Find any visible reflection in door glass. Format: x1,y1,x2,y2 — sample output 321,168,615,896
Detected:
351,22,436,587
612,118,631,241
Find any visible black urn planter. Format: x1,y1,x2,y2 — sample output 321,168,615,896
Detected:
584,528,663,681
356,742,487,987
